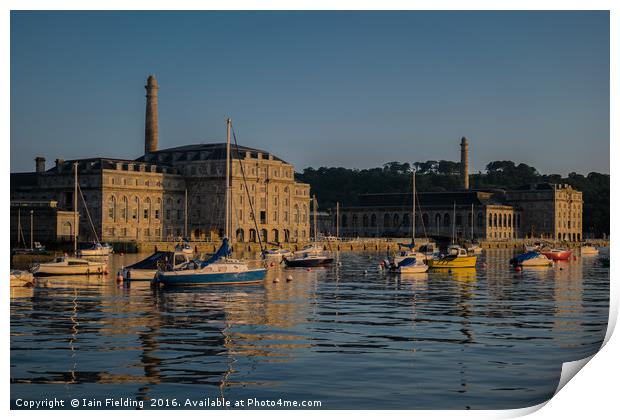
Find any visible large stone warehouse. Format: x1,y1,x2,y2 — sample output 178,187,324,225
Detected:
10,76,311,245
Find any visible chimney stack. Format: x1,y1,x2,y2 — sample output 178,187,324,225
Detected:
35,156,46,173
144,75,159,154
460,137,469,190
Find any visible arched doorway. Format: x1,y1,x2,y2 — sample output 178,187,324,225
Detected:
272,229,279,244
249,229,257,243
261,229,268,243
236,228,245,243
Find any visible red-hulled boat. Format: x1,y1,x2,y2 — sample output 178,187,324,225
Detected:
540,249,572,260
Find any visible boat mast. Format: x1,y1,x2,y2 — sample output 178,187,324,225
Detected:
225,118,231,240
412,169,416,245
452,201,456,244
184,188,188,238
17,207,21,247
336,201,339,239
471,203,474,240
313,195,318,242
30,210,34,250
74,162,78,254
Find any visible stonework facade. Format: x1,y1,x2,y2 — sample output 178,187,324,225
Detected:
338,191,520,241
505,183,583,241
10,75,311,245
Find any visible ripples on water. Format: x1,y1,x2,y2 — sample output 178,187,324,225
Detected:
10,249,609,409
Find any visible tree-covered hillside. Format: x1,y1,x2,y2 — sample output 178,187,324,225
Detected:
296,160,609,237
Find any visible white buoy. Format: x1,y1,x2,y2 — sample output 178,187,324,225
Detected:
286,275,293,282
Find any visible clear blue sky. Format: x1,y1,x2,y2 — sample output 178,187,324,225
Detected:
10,11,609,175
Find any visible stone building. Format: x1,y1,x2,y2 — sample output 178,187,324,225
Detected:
505,183,583,241
335,138,582,242
10,200,78,245
339,191,519,241
10,75,310,245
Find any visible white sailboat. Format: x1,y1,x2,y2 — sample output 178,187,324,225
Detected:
283,195,334,267
32,163,108,276
155,118,267,286
386,170,428,273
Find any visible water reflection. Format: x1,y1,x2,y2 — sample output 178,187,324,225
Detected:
10,249,609,409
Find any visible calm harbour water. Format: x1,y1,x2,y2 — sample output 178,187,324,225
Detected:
11,248,609,409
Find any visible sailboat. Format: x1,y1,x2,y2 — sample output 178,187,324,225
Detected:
385,170,428,273
155,118,267,286
283,195,334,267
428,202,477,269
31,163,108,276
466,203,483,255
12,208,48,255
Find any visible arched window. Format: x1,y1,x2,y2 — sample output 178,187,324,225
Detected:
502,214,507,227
62,221,72,237
456,213,462,227
393,213,399,227
384,214,390,228
121,196,128,221
493,213,498,227
108,196,116,220
370,214,377,227
249,229,257,243
435,213,441,228
284,229,290,242
422,213,429,227
362,214,369,227
342,214,348,228
302,205,307,221
294,204,300,223
271,229,279,243
133,197,139,220
477,212,483,228
236,228,245,242
488,214,492,227
444,213,450,227
261,229,268,242
508,214,512,227
144,198,151,220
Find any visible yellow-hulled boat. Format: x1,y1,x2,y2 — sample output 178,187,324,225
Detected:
428,246,477,269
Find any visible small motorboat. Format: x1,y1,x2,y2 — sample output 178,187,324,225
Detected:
174,240,194,256
540,248,572,260
31,256,107,276
121,251,193,281
10,270,35,287
262,248,293,263
283,245,333,268
580,244,599,255
510,251,553,267
427,246,477,269
78,242,113,257
12,242,49,255
467,244,483,255
384,256,428,273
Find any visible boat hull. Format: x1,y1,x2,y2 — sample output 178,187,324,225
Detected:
541,250,572,260
284,257,334,268
156,268,267,286
123,269,158,281
427,255,477,269
32,263,106,276
397,264,429,273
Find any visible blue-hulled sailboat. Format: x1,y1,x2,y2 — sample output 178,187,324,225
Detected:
155,118,267,286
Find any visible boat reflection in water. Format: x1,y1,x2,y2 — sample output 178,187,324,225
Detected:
9,249,609,409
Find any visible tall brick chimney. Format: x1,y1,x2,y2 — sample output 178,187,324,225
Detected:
460,137,469,190
35,156,46,173
144,75,159,154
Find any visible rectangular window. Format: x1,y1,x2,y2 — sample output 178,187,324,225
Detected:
177,210,182,220
273,211,278,222
132,209,137,219
155,209,160,219
284,211,288,222
166,209,171,220
144,209,149,219
260,211,266,224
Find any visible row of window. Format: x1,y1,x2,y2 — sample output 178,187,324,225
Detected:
109,177,162,187
106,227,161,238
108,196,161,222
340,212,521,230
